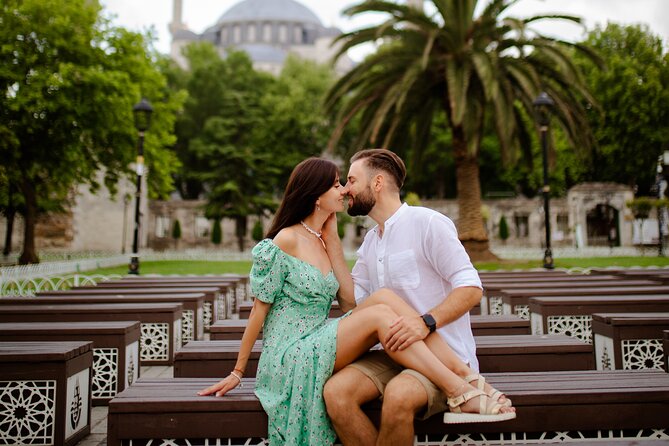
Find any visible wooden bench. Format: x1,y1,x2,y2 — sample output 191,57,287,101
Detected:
480,275,626,315
1,292,206,343
591,312,669,371
91,280,239,318
499,285,669,320
107,370,669,445
174,334,593,378
0,321,140,405
208,314,530,341
0,303,182,365
527,295,669,343
39,287,219,332
1,341,93,445
665,330,669,373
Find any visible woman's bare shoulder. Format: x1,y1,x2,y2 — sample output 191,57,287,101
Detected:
273,227,299,256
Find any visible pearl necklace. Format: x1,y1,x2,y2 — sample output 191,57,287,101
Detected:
301,221,326,248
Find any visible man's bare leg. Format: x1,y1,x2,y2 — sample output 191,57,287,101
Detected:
324,367,381,446
377,374,427,446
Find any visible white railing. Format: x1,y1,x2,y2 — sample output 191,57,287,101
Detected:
0,273,122,296
0,255,128,281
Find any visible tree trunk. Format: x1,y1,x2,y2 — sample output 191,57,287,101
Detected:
452,127,497,262
18,177,40,264
3,208,15,257
235,216,247,252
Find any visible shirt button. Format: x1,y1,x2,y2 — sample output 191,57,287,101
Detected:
378,258,383,263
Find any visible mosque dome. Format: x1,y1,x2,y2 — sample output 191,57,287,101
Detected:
217,0,322,26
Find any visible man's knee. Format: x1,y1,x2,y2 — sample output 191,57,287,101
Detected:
324,368,377,418
382,374,427,418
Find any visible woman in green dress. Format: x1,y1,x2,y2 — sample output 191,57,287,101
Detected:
199,158,515,445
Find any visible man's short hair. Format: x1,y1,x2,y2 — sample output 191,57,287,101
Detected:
351,149,406,190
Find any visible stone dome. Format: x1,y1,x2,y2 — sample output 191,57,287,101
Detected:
217,0,322,26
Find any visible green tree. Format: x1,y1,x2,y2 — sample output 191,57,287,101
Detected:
171,219,182,249
211,219,222,245
498,215,510,243
252,55,340,185
574,23,669,194
0,0,182,264
169,45,280,251
326,0,597,260
252,219,264,242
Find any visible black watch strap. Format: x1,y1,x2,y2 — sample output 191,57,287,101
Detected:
421,313,437,333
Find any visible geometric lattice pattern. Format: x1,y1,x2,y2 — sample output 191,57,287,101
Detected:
622,339,664,370
182,310,194,343
0,380,56,445
515,305,530,320
121,428,669,446
488,297,503,315
140,322,170,361
547,315,592,343
125,341,140,388
203,302,213,329
197,307,204,339
92,348,118,399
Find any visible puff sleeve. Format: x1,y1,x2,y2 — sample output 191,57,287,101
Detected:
250,239,286,304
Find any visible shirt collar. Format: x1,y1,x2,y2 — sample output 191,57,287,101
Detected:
374,202,408,235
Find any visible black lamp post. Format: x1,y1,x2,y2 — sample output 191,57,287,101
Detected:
655,156,665,257
128,98,153,275
533,91,555,269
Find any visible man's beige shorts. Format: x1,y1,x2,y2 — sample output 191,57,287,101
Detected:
346,350,448,420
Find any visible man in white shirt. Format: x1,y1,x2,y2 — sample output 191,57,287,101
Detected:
323,149,485,445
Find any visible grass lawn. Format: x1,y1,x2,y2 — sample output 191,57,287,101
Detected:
83,256,669,276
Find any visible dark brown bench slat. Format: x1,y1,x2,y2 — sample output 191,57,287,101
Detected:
0,303,182,365
107,370,669,445
1,293,206,342
174,334,592,378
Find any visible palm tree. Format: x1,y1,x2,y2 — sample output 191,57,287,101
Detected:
326,0,599,260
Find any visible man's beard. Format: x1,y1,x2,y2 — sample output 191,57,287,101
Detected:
347,187,376,216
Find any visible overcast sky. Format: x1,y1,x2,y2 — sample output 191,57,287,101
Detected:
100,0,669,61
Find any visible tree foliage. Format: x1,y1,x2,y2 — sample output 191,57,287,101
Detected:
574,23,669,194
0,0,182,263
165,44,341,250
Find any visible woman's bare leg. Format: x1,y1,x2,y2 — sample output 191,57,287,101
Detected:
358,289,510,405
335,303,514,415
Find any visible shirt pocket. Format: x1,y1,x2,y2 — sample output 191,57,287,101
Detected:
388,250,420,289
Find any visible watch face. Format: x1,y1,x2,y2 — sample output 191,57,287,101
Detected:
422,313,436,332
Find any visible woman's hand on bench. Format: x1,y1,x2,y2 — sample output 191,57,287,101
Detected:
197,374,241,397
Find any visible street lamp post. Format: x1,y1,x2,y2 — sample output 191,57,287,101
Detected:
128,98,153,275
655,156,666,257
533,92,555,269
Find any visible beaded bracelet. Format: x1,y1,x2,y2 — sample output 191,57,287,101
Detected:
230,370,243,388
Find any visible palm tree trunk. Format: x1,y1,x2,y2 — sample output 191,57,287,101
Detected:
452,127,497,262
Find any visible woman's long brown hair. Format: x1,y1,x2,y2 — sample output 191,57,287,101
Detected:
266,158,338,239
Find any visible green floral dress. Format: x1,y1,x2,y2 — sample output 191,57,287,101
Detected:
251,238,346,445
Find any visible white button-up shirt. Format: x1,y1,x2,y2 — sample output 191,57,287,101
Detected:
352,203,482,370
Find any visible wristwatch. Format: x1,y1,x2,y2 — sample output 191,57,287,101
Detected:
421,313,437,333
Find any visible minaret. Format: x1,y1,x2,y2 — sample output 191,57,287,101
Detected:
169,0,185,34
